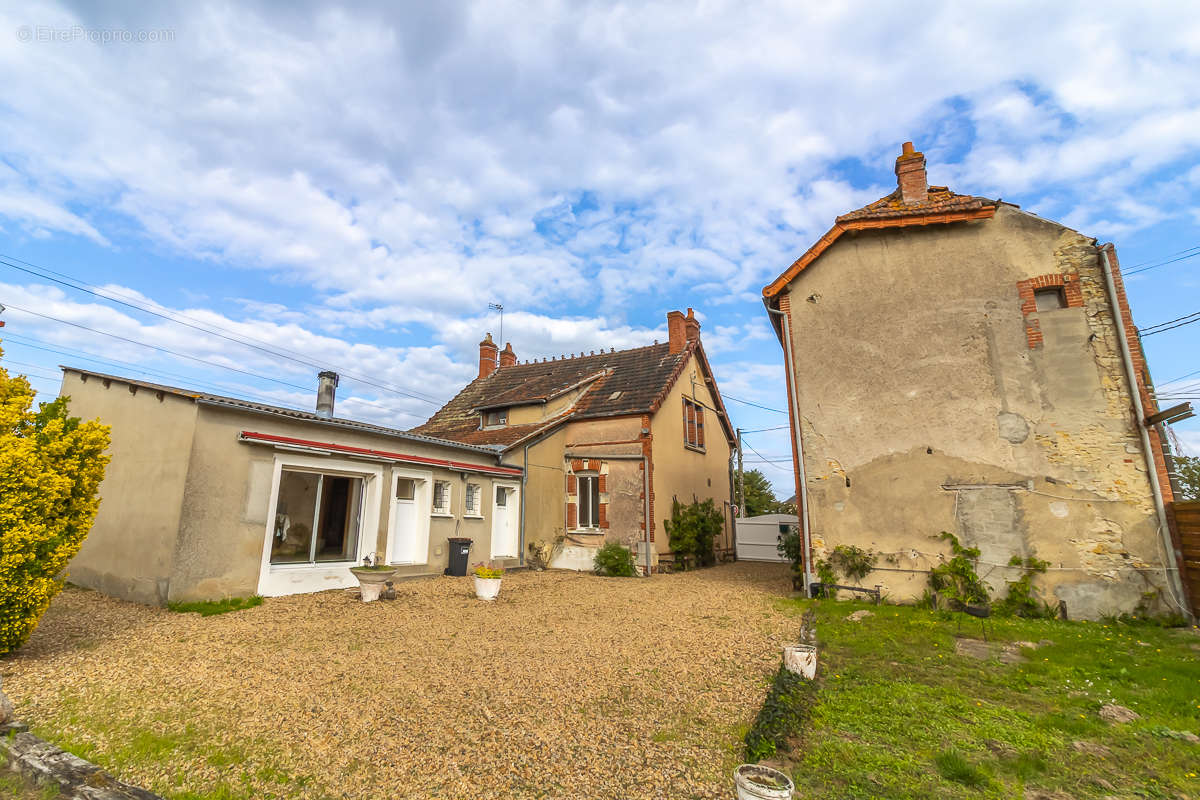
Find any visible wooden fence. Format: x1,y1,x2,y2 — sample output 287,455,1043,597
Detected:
1168,500,1200,618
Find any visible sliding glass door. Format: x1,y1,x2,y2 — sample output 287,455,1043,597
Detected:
271,469,364,565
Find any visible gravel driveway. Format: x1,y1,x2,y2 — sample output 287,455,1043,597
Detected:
4,562,795,800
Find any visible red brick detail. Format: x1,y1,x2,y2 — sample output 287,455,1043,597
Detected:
777,291,809,577
598,502,608,529
567,473,576,494
1103,245,1174,506
597,474,607,493
571,459,585,473
567,502,577,530
1016,272,1083,348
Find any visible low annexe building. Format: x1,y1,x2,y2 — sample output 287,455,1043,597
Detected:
59,367,523,604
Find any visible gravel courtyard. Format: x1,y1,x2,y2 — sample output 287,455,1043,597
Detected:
4,563,795,800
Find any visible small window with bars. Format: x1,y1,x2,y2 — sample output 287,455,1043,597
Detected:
683,398,706,450
465,483,482,516
432,480,452,515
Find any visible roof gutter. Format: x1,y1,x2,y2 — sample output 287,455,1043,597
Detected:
1097,247,1191,621
766,304,813,598
239,431,524,478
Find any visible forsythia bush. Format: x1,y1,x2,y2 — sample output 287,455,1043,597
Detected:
0,345,110,654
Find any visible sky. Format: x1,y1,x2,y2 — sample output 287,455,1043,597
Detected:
0,0,1198,494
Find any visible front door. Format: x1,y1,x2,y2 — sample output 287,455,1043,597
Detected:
491,484,519,558
391,476,422,563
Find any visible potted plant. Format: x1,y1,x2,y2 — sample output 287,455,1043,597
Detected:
733,764,794,800
350,554,397,602
472,562,505,601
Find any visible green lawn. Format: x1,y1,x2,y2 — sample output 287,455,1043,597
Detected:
767,599,1200,799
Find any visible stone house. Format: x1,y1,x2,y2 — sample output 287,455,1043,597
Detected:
412,309,736,571
59,368,522,604
761,142,1188,619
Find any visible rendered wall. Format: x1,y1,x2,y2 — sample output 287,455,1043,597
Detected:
59,371,198,605
650,352,734,557
780,205,1168,618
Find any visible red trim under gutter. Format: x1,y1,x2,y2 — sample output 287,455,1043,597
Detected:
239,431,523,477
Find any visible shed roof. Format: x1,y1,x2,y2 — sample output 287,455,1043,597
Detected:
59,366,505,457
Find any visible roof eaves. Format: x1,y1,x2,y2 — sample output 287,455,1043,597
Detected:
761,205,998,300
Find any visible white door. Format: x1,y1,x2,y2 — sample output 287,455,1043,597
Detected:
491,483,520,558
390,476,424,563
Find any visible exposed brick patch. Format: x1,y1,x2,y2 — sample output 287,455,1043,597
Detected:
1016,272,1083,349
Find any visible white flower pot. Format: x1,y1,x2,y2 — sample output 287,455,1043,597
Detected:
350,568,397,603
474,576,502,601
782,644,818,680
734,764,794,800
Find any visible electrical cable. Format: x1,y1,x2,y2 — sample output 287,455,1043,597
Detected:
722,393,788,414
0,253,444,406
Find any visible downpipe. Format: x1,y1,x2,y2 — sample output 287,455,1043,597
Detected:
767,305,813,598
1098,246,1191,621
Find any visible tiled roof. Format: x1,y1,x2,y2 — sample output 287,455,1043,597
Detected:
412,342,724,449
836,186,996,223
59,367,504,455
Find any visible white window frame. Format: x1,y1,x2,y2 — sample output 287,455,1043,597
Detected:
432,479,453,517
256,453,382,597
482,408,508,428
385,466,433,565
576,473,600,530
465,482,484,518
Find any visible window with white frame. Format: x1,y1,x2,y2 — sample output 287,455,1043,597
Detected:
482,408,508,427
465,482,482,516
432,480,452,515
271,469,363,565
577,474,600,529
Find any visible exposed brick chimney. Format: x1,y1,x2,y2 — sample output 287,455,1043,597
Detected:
499,342,516,368
478,333,498,379
895,141,928,205
683,307,700,344
667,310,687,354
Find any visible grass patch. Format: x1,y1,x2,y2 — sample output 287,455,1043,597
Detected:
765,598,1200,799
0,772,60,799
166,596,263,616
744,663,818,761
934,748,988,787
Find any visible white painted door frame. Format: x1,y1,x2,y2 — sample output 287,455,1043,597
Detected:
385,466,434,565
490,480,521,558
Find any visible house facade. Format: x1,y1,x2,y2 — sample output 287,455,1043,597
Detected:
762,143,1189,619
60,368,522,604
412,309,736,571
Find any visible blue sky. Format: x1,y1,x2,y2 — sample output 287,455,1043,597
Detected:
0,0,1198,494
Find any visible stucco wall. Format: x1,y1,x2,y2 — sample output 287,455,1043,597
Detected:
650,352,734,557
60,371,198,605
170,403,511,601
781,205,1167,618
518,426,568,549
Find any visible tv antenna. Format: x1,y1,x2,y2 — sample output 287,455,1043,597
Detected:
488,302,504,347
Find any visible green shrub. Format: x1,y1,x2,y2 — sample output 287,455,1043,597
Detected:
995,554,1056,618
593,542,637,577
928,532,989,610
664,498,722,568
777,524,803,575
827,544,876,583
744,664,818,761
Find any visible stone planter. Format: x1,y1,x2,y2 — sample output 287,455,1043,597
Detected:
734,764,794,800
474,576,502,601
350,567,397,602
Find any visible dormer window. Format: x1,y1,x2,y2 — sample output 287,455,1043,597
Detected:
483,408,508,428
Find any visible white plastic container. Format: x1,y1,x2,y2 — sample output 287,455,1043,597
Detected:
734,764,794,800
474,576,502,601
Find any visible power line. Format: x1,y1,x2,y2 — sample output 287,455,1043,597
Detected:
1141,309,1200,333
1124,245,1200,276
741,437,795,472
722,393,788,414
2,303,319,393
0,332,315,412
1142,314,1200,337
739,424,790,433
0,253,444,406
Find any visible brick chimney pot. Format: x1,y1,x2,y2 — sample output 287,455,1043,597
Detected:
895,141,928,205
478,333,499,379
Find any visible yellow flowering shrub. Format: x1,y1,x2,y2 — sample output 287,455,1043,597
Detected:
0,344,110,654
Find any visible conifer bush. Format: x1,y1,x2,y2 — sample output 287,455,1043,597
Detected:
0,347,110,654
